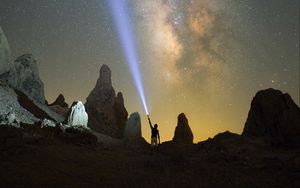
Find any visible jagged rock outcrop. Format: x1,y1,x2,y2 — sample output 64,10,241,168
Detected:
242,88,300,147
49,94,68,108
48,94,69,117
0,26,12,79
66,101,88,127
7,54,45,104
124,112,142,142
85,64,128,138
173,113,193,144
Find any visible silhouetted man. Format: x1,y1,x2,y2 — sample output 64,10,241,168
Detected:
147,115,160,146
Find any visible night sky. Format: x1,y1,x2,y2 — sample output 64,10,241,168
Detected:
0,0,299,142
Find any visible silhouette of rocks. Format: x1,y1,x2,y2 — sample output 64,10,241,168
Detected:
124,112,142,141
198,131,245,158
0,26,12,79
85,64,128,138
243,88,300,147
49,94,68,108
173,113,193,144
8,54,45,104
48,94,69,117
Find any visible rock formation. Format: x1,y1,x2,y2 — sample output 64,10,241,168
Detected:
114,92,128,133
0,26,12,79
8,54,45,104
0,84,39,125
1,28,45,104
124,112,142,141
48,94,69,117
67,101,88,127
243,88,300,147
49,94,68,108
85,64,128,138
173,113,193,144
14,89,57,122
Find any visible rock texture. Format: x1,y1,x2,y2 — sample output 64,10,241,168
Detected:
0,84,38,124
243,88,300,147
173,113,193,144
48,105,69,118
0,26,11,78
85,64,128,138
0,112,20,128
8,54,45,104
14,89,56,122
124,112,142,141
114,92,128,133
67,101,88,127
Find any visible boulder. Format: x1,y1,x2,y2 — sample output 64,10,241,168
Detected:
172,113,194,144
124,112,142,141
85,64,128,138
0,26,12,79
8,54,45,104
242,88,300,147
67,101,88,127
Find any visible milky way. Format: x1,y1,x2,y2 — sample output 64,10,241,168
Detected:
0,0,299,142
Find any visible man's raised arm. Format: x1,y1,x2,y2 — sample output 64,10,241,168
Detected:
147,115,153,129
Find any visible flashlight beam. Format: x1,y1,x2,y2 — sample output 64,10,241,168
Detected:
108,0,149,115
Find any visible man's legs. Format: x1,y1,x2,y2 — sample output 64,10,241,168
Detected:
151,137,157,146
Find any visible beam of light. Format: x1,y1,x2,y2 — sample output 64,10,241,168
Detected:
107,0,149,115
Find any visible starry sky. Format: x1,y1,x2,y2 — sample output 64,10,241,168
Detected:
0,0,299,142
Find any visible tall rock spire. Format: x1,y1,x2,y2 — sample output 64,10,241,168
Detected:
85,64,128,138
173,113,194,144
